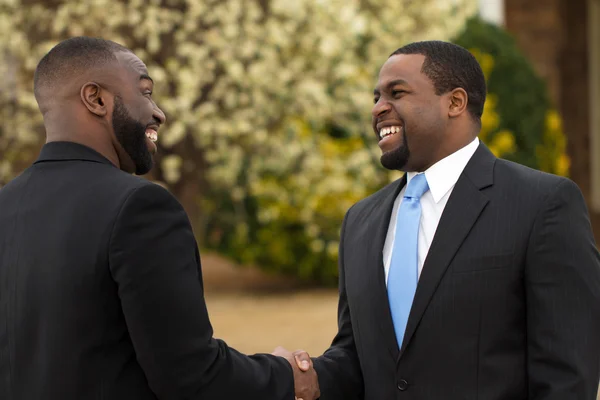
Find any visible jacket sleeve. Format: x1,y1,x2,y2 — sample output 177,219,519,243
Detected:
525,178,600,400
313,207,364,400
108,182,295,400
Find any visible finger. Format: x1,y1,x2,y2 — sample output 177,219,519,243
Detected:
293,349,312,366
293,350,311,371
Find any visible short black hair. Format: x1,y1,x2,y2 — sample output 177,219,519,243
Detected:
33,36,130,99
390,40,486,121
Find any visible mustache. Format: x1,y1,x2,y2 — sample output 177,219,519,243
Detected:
145,118,161,128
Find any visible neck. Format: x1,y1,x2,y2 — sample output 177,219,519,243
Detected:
411,133,476,173
442,122,479,156
447,134,477,153
44,123,121,169
436,134,476,163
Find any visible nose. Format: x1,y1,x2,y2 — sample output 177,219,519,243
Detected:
371,98,391,119
153,103,166,126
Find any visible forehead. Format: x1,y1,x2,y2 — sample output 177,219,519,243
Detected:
376,53,427,88
114,50,148,79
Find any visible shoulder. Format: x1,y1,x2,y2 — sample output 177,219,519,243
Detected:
495,158,564,185
117,177,183,216
109,177,191,245
85,168,187,231
100,166,163,195
493,158,579,201
495,159,577,193
87,166,180,208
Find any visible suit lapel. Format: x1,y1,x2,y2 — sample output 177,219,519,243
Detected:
398,143,495,357
366,174,406,361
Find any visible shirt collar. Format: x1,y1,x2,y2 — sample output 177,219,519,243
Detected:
406,137,480,203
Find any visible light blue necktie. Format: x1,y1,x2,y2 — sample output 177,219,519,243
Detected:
387,173,429,349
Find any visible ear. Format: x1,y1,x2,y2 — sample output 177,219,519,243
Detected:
80,82,109,117
447,88,468,118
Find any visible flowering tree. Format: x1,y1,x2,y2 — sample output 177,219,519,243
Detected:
0,0,477,283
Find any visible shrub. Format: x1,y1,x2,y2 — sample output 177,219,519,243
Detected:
212,16,571,286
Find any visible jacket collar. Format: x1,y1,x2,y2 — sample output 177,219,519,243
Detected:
34,141,115,167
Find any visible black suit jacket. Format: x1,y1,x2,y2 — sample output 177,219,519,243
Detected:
314,143,600,399
0,142,295,400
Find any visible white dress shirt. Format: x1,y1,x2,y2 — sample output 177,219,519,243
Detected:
383,137,480,285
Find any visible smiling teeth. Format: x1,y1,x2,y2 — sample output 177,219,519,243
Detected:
379,126,401,139
146,130,157,142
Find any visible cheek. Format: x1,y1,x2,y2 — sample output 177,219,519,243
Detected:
393,99,439,135
131,100,152,122
403,106,441,147
414,100,442,126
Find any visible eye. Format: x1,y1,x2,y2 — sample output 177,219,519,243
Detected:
373,96,380,104
392,89,406,97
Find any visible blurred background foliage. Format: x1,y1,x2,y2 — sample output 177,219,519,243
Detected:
0,0,567,285
454,16,570,176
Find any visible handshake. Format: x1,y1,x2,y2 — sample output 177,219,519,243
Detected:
272,346,320,400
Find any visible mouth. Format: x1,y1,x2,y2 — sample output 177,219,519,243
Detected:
145,125,159,142
377,124,403,141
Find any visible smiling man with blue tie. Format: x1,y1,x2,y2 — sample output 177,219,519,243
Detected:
305,41,600,400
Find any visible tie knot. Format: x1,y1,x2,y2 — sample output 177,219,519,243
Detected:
404,173,429,199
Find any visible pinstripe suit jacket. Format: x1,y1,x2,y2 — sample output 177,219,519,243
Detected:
314,142,600,399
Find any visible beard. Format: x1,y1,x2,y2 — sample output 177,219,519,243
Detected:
380,127,410,171
112,96,153,175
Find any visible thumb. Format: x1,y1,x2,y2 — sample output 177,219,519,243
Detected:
293,350,312,372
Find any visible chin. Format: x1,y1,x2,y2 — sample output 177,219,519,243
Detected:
135,161,154,176
380,146,409,171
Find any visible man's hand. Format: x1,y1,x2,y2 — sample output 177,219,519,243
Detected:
272,346,320,400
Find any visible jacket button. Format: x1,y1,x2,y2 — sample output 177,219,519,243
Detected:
397,379,408,391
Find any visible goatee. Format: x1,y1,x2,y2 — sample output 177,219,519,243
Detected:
380,129,410,171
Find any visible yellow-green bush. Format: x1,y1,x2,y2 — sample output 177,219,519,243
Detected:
4,1,522,286
3,4,568,286
537,110,570,176
214,118,386,283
